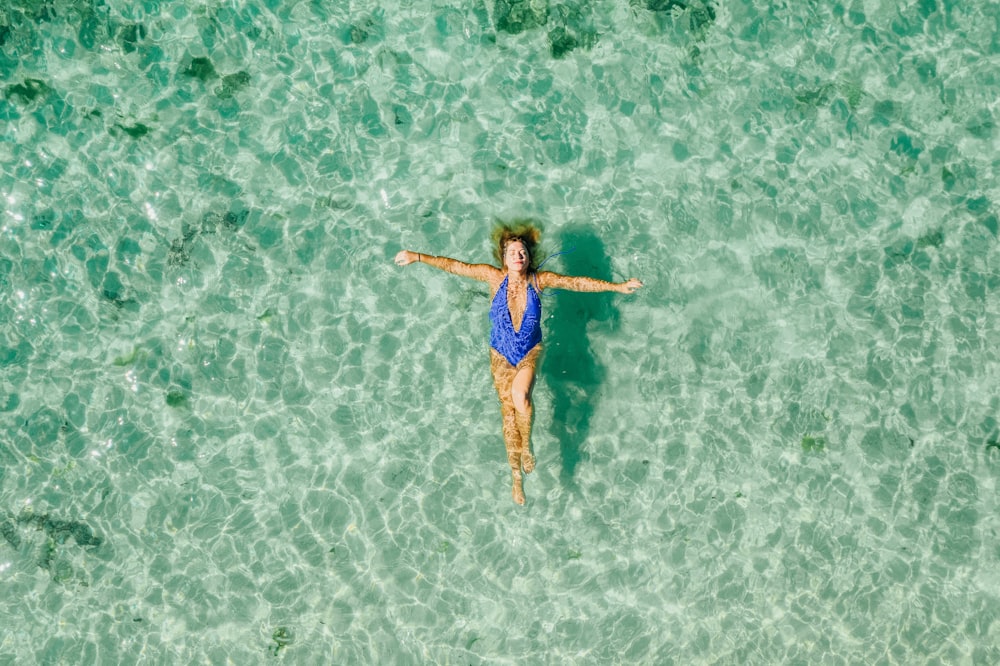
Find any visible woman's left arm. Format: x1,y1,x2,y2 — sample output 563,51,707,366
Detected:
539,272,644,294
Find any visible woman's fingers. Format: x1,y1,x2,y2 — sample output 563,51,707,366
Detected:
621,278,643,293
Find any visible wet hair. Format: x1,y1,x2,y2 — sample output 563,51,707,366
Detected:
491,220,543,271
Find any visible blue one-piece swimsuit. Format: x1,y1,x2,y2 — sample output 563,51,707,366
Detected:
490,275,542,367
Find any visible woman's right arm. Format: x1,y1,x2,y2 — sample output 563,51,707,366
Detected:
394,250,498,283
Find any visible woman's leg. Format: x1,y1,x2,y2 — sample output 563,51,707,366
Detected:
510,346,541,474
490,350,524,504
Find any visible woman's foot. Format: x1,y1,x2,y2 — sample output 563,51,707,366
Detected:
511,472,525,505
521,451,535,474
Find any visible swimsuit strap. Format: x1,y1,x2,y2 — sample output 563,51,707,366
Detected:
536,246,577,269
536,247,575,297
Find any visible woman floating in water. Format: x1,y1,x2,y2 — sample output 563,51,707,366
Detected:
394,222,643,504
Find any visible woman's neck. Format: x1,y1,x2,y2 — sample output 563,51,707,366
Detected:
507,269,529,282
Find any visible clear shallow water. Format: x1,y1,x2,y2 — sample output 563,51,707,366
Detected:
1,0,999,662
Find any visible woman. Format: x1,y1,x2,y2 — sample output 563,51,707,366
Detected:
394,222,643,504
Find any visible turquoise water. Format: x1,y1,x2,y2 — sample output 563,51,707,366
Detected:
2,0,999,662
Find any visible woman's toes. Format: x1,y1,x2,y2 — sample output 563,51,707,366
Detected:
512,485,525,505
512,474,525,505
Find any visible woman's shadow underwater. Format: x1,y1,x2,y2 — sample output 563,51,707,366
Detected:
540,227,623,490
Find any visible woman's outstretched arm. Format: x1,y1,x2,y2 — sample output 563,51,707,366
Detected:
394,250,499,283
538,271,644,294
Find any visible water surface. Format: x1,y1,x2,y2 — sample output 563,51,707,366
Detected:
1,0,999,663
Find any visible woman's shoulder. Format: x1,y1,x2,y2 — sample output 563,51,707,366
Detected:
535,270,558,289
530,270,553,292
484,266,506,293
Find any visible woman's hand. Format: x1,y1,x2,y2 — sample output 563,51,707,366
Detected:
394,250,419,266
618,278,644,294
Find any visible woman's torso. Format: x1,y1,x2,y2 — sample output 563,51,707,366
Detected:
489,273,542,365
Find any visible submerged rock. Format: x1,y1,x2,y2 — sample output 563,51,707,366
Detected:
644,0,688,10
2,512,102,583
1,519,19,549
166,390,188,408
15,512,102,547
217,71,251,99
4,78,52,105
183,56,218,81
345,10,385,44
548,26,578,57
494,0,549,34
118,22,146,53
632,0,717,37
116,122,150,138
270,627,294,655
546,3,597,58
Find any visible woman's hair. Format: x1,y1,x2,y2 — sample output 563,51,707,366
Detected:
491,220,544,271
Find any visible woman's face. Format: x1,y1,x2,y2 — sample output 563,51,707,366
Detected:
504,240,529,273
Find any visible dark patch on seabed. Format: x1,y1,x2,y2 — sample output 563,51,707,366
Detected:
217,71,251,99
3,78,52,104
0,0,151,69
1,511,102,582
639,0,716,20
178,56,252,102
169,208,249,266
182,56,218,81
491,0,715,58
493,0,549,34
114,121,150,138
343,9,386,45
491,0,597,59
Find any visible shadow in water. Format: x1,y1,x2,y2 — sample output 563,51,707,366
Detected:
541,227,621,488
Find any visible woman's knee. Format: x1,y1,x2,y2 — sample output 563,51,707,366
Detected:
511,386,531,413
